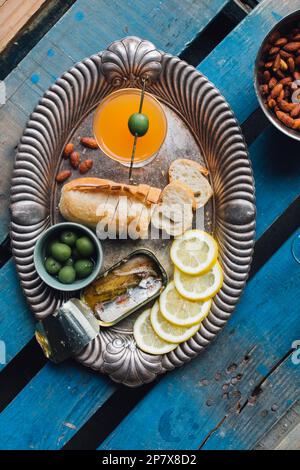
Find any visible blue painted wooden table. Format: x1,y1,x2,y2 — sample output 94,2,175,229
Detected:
0,0,299,450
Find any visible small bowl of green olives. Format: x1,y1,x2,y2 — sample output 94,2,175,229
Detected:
33,222,103,291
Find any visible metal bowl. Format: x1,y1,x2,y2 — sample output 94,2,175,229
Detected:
254,10,300,141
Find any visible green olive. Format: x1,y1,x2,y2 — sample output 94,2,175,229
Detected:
64,257,74,267
75,236,95,257
44,257,61,275
46,239,59,256
128,112,149,137
60,230,77,247
58,266,76,284
74,259,94,279
50,242,72,262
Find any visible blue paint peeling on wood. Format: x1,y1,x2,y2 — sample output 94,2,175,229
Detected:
203,357,300,449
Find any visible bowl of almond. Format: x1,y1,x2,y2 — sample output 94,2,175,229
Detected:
255,10,300,141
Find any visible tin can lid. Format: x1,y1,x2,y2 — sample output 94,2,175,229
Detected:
35,298,99,363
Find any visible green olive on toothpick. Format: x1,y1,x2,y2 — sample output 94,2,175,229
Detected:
128,112,149,137
128,79,149,182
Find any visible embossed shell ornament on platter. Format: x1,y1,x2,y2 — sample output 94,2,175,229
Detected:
10,37,256,387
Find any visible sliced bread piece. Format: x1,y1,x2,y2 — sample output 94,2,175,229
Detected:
151,181,194,237
169,159,212,209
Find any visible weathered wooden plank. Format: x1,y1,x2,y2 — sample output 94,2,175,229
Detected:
0,362,116,449
99,232,300,450
199,0,299,123
256,401,300,450
202,356,300,449
0,260,34,370
0,0,229,242
0,0,47,52
275,422,300,450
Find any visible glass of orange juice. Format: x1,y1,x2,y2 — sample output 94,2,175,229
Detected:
93,88,167,167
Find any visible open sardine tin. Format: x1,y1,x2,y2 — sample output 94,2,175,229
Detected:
81,249,168,327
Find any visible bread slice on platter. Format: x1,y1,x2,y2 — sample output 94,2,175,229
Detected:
151,181,195,237
169,159,212,209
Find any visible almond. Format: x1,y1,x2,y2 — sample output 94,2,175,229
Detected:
279,50,293,59
278,89,285,102
80,137,98,149
288,57,295,73
280,59,288,71
269,46,280,56
293,118,300,129
56,170,71,183
265,61,274,69
276,110,294,128
269,77,277,89
291,104,300,118
263,70,271,83
267,98,276,109
70,151,80,169
271,83,283,98
278,100,297,112
260,84,269,95
273,54,281,71
284,42,300,52
63,143,74,159
275,37,288,47
79,159,93,174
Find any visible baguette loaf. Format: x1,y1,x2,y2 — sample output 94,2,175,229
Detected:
59,178,160,236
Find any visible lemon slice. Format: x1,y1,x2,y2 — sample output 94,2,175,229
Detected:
170,229,218,275
150,301,201,344
133,309,178,355
159,281,211,326
174,261,223,301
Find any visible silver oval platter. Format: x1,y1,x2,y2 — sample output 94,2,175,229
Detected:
11,37,256,387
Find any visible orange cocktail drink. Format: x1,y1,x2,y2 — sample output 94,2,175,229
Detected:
93,88,167,167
